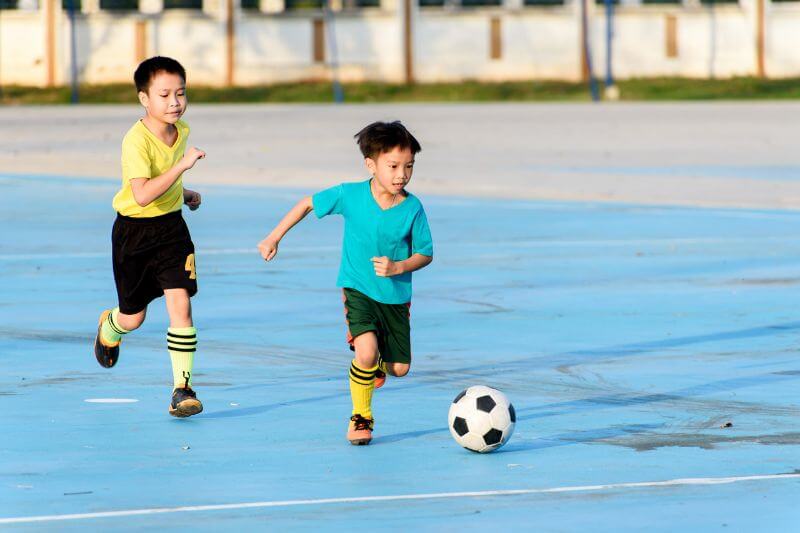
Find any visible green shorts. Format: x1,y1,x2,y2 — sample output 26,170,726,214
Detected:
342,288,411,364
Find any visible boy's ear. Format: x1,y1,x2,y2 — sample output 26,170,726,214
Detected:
364,157,377,176
137,90,149,108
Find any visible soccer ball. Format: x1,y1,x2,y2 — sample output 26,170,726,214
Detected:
448,386,516,453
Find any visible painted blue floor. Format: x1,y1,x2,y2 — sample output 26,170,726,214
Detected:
1,174,799,531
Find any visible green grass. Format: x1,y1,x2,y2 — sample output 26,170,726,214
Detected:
2,77,800,105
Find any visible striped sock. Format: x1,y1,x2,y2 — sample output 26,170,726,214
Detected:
167,326,197,389
100,307,129,345
377,358,388,374
349,360,378,419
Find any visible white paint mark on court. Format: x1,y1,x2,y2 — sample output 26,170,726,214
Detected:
0,473,797,525
84,398,139,404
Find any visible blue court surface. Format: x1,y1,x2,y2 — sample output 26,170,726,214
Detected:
1,173,799,531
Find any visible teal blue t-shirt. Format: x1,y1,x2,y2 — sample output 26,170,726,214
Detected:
312,179,433,304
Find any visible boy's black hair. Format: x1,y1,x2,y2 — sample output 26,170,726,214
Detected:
354,121,421,160
134,56,186,94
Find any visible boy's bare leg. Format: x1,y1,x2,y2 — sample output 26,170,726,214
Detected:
164,288,202,417
353,332,379,369
116,309,146,331
348,332,380,444
94,308,145,368
164,288,192,327
384,361,410,377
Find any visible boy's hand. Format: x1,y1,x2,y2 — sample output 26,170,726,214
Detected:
181,147,206,170
184,189,202,210
371,256,402,277
258,237,279,262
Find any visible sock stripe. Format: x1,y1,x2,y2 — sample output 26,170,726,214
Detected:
166,339,197,346
168,346,197,353
107,313,126,335
167,332,196,339
350,364,376,380
349,367,375,379
349,374,373,387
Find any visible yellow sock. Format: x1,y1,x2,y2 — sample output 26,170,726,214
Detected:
378,358,388,374
167,326,197,389
349,360,378,419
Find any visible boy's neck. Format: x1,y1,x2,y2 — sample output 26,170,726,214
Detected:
141,114,177,143
370,178,406,208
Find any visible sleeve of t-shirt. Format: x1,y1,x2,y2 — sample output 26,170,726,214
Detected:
312,184,344,219
121,133,151,181
411,208,434,257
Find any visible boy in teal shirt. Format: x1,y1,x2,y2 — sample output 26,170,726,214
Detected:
258,121,433,445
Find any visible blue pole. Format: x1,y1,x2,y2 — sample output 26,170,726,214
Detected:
604,0,614,90
323,1,344,104
66,0,79,103
0,8,3,100
582,0,599,102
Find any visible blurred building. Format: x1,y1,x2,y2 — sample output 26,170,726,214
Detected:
0,0,795,86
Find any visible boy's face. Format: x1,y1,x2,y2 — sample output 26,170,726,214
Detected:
366,146,415,195
138,71,187,125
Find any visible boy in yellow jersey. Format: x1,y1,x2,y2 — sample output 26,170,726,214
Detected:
93,56,206,417
258,121,434,445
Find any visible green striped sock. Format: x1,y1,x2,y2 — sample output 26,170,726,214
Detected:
100,307,129,345
167,326,197,389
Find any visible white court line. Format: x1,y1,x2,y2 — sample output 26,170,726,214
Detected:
0,247,335,261
2,237,800,261
83,398,138,404
1,473,797,525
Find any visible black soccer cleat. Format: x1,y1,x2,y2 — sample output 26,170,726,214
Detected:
94,310,120,368
169,387,203,418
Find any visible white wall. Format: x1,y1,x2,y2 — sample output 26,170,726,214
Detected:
415,8,581,81
766,3,800,77
1,10,50,85
597,6,756,79
1,0,799,87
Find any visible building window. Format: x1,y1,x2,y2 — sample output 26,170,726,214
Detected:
241,0,258,8
524,0,564,5
62,0,82,9
101,0,138,8
285,0,323,8
461,0,502,6
0,0,18,8
164,0,202,8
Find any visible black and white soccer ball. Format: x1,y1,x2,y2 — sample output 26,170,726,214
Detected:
448,385,515,453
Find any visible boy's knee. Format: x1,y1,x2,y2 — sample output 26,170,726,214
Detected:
388,364,410,377
354,352,379,369
116,308,146,330
118,317,144,331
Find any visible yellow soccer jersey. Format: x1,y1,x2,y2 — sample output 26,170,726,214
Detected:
112,119,190,218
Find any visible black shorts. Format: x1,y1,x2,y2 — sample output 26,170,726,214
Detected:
112,211,197,315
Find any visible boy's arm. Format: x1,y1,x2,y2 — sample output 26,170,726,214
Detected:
371,253,433,277
258,196,314,262
130,147,205,207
